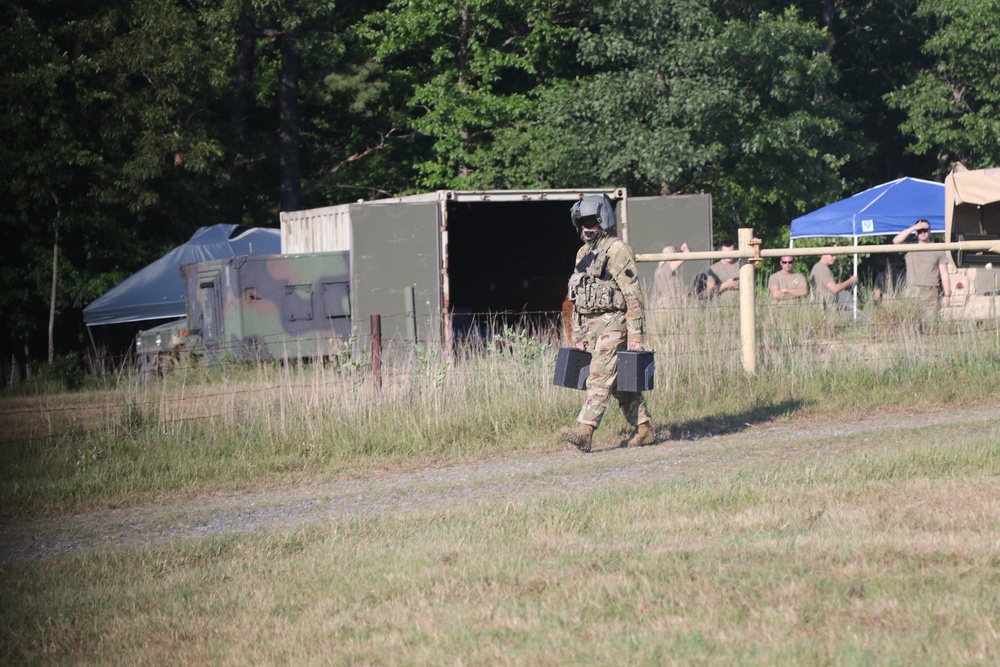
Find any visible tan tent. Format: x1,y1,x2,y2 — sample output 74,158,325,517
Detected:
944,163,1000,317
945,163,1000,242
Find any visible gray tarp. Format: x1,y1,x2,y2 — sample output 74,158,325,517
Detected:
82,224,281,326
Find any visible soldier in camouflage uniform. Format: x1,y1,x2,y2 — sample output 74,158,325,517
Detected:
560,194,655,453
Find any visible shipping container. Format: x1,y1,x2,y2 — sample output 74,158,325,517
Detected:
280,189,713,348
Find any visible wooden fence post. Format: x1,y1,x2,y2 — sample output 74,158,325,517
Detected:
738,228,757,374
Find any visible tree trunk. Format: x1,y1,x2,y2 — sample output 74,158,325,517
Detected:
48,200,60,365
227,13,257,221
822,0,836,55
6,340,16,387
278,2,303,212
232,13,255,147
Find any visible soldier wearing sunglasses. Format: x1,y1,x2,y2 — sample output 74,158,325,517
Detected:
892,219,951,308
768,256,809,305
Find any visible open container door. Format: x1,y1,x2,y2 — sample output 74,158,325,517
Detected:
349,200,442,348
624,194,714,295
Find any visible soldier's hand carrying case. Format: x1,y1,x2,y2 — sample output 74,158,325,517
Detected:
553,347,591,390
554,347,655,392
616,350,655,392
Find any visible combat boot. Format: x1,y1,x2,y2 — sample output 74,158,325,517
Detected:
624,422,655,448
560,424,595,453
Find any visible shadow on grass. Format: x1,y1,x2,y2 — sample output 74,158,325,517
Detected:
578,399,809,454
663,398,808,442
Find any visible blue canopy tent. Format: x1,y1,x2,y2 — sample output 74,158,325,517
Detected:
789,177,944,317
83,224,281,327
790,177,944,240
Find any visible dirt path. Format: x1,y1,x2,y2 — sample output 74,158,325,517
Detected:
2,404,998,561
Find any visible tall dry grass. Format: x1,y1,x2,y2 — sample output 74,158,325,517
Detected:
2,292,999,516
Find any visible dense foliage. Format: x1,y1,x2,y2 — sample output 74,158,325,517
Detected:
2,0,997,379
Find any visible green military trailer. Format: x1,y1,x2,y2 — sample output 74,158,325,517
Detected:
180,251,351,363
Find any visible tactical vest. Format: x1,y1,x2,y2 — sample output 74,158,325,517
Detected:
569,248,627,315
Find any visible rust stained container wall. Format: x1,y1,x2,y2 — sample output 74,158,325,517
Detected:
280,204,351,254
280,190,627,255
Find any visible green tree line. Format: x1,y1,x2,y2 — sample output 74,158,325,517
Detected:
2,0,999,381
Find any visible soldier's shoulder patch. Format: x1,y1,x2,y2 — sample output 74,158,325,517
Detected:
625,268,635,278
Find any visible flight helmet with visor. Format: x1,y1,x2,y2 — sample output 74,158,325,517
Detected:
570,194,616,242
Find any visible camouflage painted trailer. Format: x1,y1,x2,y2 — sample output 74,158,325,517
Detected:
280,188,713,349
180,251,351,362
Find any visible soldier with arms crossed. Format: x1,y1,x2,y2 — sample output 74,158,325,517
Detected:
768,256,809,304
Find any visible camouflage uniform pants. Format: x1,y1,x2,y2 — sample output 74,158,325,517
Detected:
904,285,940,317
577,311,651,428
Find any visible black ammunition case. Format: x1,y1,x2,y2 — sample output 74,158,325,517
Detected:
553,347,591,390
616,350,655,392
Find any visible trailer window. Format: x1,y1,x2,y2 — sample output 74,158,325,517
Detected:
321,282,350,319
284,284,313,321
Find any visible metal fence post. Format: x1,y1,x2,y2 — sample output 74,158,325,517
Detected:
404,285,417,346
370,313,382,393
738,228,757,374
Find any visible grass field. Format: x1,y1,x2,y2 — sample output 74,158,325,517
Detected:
2,301,1000,664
